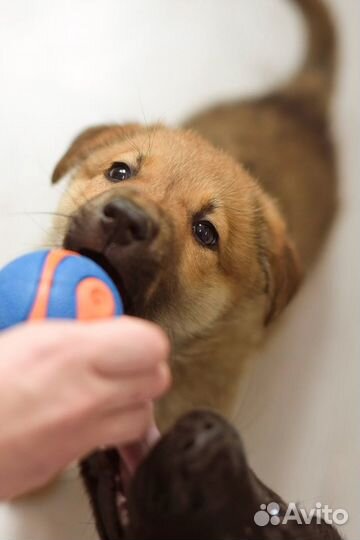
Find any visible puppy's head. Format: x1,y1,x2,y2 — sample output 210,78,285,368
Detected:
127,410,251,540
125,410,342,540
51,124,301,345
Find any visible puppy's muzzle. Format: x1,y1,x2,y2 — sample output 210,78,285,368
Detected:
101,199,158,247
63,193,167,315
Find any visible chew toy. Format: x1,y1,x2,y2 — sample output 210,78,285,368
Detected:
0,249,123,330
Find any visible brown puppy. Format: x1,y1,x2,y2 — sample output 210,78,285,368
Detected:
82,411,342,540
49,0,337,429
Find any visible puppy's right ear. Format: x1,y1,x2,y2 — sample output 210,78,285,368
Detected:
51,123,141,183
260,194,303,325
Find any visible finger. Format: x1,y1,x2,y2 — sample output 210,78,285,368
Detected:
1,318,170,381
82,317,170,377
98,361,171,412
87,402,154,449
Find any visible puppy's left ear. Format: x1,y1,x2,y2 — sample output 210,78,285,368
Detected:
51,123,141,184
261,196,303,325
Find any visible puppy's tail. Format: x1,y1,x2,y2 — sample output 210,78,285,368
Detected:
284,0,337,115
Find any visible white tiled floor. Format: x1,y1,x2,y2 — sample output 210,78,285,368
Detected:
0,1,359,538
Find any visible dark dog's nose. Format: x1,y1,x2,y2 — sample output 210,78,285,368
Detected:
181,417,222,456
102,199,157,245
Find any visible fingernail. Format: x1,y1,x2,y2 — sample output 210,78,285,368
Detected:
157,361,171,391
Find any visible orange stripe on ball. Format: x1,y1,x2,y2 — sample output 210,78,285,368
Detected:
76,278,116,321
29,250,76,320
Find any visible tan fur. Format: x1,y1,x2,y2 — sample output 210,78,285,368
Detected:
49,0,337,430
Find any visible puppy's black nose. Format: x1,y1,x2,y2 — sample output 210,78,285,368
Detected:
181,418,222,455
102,199,156,245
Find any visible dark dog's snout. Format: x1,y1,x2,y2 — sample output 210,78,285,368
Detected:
102,199,157,246
181,417,222,456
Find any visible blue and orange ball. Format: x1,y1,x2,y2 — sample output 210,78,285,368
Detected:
0,249,123,331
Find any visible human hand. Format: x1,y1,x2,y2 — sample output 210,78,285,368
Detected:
0,317,170,499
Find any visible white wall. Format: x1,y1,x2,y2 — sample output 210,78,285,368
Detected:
0,0,359,538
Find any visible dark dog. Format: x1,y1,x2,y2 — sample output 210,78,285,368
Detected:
82,410,342,540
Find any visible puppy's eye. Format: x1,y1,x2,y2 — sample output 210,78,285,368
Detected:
106,162,132,182
192,220,219,249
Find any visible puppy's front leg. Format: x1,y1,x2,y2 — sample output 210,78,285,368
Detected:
80,449,124,540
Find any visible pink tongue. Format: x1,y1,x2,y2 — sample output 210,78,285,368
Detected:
119,421,160,476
